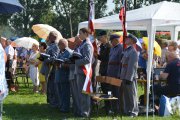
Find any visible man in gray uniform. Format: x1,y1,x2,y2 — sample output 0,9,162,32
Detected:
75,28,94,117
107,34,123,113
120,34,139,117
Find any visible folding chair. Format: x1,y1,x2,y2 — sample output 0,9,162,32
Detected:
14,67,29,87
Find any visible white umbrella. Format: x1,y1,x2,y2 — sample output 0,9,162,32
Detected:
32,24,63,40
14,37,39,49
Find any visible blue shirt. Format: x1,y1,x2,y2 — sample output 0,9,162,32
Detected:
55,48,73,83
165,58,180,86
138,54,147,68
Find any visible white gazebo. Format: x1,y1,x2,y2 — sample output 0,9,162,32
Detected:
79,1,180,41
78,1,180,117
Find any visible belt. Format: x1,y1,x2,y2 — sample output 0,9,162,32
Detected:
122,64,128,67
108,62,120,65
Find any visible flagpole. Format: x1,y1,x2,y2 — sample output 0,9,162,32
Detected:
88,0,90,20
123,0,127,50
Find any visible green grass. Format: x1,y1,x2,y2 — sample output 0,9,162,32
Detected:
2,79,180,120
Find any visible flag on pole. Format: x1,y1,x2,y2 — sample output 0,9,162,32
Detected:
119,0,127,48
88,0,97,55
88,0,95,34
81,0,95,94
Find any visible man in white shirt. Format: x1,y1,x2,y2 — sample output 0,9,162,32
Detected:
5,40,15,89
5,40,14,61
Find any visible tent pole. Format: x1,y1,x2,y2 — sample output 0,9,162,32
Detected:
170,26,178,41
146,23,156,119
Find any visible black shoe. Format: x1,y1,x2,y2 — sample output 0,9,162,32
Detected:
49,104,58,108
60,109,69,113
129,113,138,118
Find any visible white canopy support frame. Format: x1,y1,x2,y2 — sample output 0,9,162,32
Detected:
147,22,156,118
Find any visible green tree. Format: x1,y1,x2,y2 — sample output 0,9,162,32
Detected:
51,0,107,38
113,0,180,14
2,0,107,38
9,0,55,37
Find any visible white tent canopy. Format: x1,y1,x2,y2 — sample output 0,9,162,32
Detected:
79,1,180,41
78,1,180,117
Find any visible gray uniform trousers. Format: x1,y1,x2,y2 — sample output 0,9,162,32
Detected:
76,74,91,117
70,77,81,115
122,79,139,115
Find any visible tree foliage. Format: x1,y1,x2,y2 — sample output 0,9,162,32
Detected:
113,0,180,13
51,0,107,38
1,0,107,38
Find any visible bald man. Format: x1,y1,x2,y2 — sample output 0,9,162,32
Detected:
155,51,180,97
55,38,73,112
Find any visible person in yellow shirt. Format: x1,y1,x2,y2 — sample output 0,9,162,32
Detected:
35,42,47,94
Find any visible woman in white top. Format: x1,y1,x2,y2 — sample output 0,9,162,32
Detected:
28,44,39,93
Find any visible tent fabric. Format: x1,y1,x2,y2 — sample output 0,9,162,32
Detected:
78,1,180,31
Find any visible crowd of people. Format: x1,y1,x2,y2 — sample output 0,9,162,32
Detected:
0,27,180,118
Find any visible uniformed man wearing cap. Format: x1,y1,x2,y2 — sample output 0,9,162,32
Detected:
120,34,139,117
97,30,111,114
97,31,111,76
107,34,123,113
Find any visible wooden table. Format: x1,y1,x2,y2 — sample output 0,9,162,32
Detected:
137,79,167,105
91,93,118,117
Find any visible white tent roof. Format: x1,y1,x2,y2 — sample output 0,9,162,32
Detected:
79,1,180,31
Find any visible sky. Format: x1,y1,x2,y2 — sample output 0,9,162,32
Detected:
106,0,115,13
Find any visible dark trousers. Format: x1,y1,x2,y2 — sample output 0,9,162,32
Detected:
59,82,70,112
153,84,180,105
5,60,13,88
101,83,111,113
54,81,61,108
47,71,58,107
110,85,121,114
92,58,98,92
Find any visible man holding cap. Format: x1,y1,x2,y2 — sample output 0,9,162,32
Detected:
107,34,123,113
120,34,139,117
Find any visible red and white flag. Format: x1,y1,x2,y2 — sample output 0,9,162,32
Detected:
82,64,93,94
88,0,98,55
119,0,127,48
88,0,95,34
81,0,95,94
